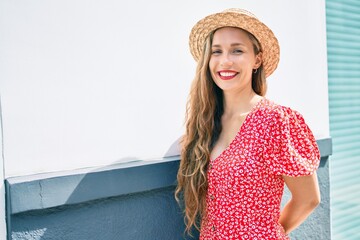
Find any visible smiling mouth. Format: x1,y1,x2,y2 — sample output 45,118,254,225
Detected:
218,71,238,80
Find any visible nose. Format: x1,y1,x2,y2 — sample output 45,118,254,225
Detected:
220,55,233,68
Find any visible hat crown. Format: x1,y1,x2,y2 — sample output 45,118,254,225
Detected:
222,8,257,19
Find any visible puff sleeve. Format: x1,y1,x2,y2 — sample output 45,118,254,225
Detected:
263,106,320,177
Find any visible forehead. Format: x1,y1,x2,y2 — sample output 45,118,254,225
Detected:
212,27,252,46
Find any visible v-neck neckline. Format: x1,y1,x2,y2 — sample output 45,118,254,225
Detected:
210,97,266,162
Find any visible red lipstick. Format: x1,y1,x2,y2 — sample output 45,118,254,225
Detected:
218,70,238,80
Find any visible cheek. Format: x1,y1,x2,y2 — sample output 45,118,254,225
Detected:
208,58,215,70
208,59,217,77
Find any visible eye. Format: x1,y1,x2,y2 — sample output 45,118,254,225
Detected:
233,49,243,54
211,49,222,55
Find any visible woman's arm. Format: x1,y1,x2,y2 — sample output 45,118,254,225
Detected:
279,172,321,234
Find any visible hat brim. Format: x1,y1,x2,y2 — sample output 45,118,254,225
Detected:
189,11,280,78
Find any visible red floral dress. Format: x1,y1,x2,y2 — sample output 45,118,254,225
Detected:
200,98,320,240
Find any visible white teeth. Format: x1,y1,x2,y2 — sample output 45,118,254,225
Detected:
219,72,237,77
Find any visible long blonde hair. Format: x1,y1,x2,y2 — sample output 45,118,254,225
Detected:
175,28,266,234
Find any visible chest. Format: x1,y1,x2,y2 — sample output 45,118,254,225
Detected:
208,129,267,188
210,115,247,161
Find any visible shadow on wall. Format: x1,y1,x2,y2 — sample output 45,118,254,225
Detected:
11,187,196,240
163,137,182,158
9,136,194,240
10,150,198,240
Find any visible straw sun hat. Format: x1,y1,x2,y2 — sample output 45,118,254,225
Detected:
189,8,280,78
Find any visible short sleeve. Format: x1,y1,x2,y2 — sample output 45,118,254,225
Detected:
263,106,320,177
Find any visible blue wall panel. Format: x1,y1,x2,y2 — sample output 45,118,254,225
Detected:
326,0,360,239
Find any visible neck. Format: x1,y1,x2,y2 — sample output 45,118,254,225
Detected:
222,88,261,116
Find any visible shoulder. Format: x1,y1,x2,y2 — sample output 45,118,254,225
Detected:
256,98,302,120
255,98,307,132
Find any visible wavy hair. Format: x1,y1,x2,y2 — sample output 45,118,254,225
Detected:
175,27,266,234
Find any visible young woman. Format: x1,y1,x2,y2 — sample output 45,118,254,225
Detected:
176,9,321,239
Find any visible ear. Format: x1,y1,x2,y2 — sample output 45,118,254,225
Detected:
254,52,263,69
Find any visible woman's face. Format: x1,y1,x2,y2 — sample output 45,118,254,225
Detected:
209,27,262,93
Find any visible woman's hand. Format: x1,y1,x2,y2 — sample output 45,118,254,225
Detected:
279,172,321,234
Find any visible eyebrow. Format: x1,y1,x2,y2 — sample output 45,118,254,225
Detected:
212,43,245,48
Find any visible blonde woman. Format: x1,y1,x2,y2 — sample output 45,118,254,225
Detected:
176,9,321,239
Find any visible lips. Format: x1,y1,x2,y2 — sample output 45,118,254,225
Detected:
218,70,238,80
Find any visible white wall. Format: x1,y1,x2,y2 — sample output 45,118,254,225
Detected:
0,0,329,177
0,99,7,239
